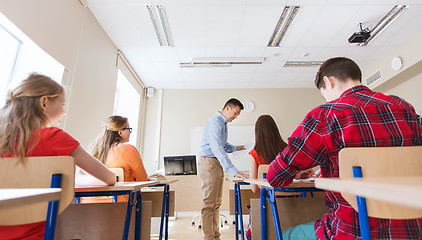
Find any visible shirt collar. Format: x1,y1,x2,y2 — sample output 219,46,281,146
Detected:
216,111,228,124
339,85,370,99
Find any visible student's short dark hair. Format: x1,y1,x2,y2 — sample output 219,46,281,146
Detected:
314,57,362,89
223,98,244,110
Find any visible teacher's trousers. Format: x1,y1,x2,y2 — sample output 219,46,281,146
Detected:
198,156,224,240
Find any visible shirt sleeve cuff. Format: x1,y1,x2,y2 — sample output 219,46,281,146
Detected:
227,166,238,177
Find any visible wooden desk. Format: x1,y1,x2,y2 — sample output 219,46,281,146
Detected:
147,179,178,240
315,176,422,210
75,181,158,240
226,177,250,240
0,188,61,208
244,178,322,240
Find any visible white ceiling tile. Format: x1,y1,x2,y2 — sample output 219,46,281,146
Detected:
237,5,286,47
152,61,181,73
235,47,266,57
206,48,236,57
230,64,258,73
255,62,283,73
289,48,324,60
229,72,253,82
316,47,351,60
207,72,230,81
263,47,295,61
297,6,361,48
177,48,207,61
250,72,278,82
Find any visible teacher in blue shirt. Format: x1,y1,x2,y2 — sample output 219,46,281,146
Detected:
198,98,249,240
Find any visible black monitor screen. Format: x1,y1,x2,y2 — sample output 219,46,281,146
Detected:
164,155,197,175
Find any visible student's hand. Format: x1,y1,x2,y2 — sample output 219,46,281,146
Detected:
294,169,313,180
236,145,246,151
315,169,322,178
235,171,249,179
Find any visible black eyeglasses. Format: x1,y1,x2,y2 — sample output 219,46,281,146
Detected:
123,127,132,133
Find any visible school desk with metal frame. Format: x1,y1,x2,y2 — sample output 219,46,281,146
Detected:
225,176,250,240
147,179,178,240
75,181,158,240
244,178,323,240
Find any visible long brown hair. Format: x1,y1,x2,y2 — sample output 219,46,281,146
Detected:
91,115,128,164
254,115,288,164
0,73,64,162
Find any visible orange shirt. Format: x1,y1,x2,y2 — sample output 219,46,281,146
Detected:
105,144,148,182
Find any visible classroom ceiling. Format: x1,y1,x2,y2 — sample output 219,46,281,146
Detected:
84,0,422,89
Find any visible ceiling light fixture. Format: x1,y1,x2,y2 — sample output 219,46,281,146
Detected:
267,6,301,47
147,5,174,47
359,5,409,46
180,57,264,67
283,61,324,67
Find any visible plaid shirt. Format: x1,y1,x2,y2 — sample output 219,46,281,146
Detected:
267,85,422,239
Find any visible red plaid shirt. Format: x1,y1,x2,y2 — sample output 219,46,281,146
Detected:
267,85,422,239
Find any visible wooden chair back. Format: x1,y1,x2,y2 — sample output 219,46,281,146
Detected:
0,156,74,225
258,164,270,180
109,167,124,182
339,146,422,219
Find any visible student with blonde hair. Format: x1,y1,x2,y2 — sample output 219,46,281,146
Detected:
0,73,115,240
92,115,148,183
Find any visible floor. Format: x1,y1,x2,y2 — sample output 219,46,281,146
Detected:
151,211,249,240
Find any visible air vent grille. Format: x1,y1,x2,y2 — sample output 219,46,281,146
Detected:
365,70,382,85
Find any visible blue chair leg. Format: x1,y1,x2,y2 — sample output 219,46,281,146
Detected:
353,166,371,240
237,183,245,240
135,191,142,240
268,189,283,240
159,185,166,240
235,183,239,240
122,193,134,240
44,174,62,240
260,188,267,240
165,185,170,240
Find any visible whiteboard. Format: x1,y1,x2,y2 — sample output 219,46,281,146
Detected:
191,126,255,171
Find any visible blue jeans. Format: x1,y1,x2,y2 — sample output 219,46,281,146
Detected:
283,221,318,240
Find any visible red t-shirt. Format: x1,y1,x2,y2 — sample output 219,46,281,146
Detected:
248,148,266,166
0,127,79,240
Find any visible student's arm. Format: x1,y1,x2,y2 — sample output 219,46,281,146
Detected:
123,145,148,181
249,156,259,193
71,145,116,186
267,112,326,188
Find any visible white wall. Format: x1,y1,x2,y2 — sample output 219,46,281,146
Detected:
0,1,119,148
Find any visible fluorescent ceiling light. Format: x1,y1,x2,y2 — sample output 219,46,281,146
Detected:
359,5,409,46
180,62,231,68
283,61,323,67
147,5,174,47
180,57,264,67
268,6,301,47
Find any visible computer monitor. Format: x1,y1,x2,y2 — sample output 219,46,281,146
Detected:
164,155,197,175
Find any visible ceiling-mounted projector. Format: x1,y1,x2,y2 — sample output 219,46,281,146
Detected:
348,23,371,43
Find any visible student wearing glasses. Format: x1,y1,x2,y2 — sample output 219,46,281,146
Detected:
92,116,148,184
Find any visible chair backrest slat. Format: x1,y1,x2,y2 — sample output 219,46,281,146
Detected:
258,164,270,180
109,167,124,182
0,156,74,225
339,146,422,219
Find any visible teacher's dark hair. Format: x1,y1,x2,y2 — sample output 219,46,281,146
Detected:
222,98,244,110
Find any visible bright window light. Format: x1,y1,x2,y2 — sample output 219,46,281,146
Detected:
0,12,64,108
113,70,141,146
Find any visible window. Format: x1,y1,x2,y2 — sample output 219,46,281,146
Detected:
113,70,141,146
0,12,64,107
